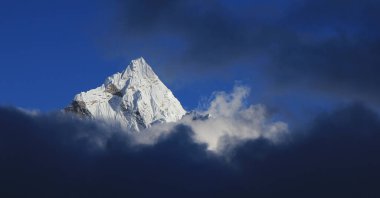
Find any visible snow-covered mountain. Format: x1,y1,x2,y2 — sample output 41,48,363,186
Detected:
65,57,186,132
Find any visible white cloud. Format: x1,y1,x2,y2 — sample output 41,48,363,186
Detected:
133,86,288,153
183,86,287,151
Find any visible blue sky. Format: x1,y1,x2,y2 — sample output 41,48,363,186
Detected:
1,0,379,125
0,1,112,110
0,0,250,111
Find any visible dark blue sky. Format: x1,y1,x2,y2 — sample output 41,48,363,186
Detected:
0,0,111,110
1,0,379,124
0,0,256,112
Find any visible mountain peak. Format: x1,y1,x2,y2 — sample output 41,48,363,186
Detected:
129,57,147,71
65,58,186,132
131,57,146,66
122,57,156,79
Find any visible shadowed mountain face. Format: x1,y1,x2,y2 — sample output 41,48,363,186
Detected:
65,57,186,132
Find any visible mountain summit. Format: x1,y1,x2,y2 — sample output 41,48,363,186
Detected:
65,57,186,131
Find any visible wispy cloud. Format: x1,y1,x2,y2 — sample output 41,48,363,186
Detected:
133,86,288,152
108,0,380,104
182,86,287,151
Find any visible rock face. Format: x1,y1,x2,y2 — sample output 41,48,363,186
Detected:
65,57,186,132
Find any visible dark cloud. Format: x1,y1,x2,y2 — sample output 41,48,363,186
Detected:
111,0,380,103
114,0,258,67
1,104,380,197
269,0,380,103
230,103,380,197
0,107,230,198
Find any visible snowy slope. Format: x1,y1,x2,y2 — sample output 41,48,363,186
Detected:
65,57,186,132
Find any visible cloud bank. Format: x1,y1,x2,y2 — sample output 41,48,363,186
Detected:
1,102,380,197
